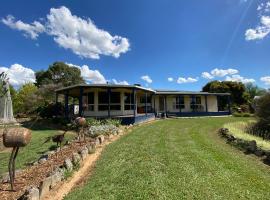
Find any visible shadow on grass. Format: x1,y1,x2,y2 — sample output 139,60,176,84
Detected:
20,119,65,131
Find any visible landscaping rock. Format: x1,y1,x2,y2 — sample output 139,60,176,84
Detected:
50,168,63,187
98,135,105,144
39,176,52,198
38,158,47,164
94,138,100,146
72,152,81,164
246,140,257,153
255,149,264,157
86,143,95,154
64,158,73,171
21,186,40,200
79,147,88,160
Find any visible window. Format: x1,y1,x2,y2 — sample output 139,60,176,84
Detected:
110,92,121,110
140,95,151,103
86,92,94,111
98,91,121,111
173,96,185,109
124,92,135,110
190,96,203,111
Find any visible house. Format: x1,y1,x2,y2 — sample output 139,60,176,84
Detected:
55,84,231,124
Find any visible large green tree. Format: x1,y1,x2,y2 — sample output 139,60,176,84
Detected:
202,81,246,105
35,62,85,87
243,83,267,104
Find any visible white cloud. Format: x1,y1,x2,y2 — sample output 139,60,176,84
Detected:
245,9,270,41
111,79,129,85
46,6,130,59
211,68,238,77
168,77,174,82
0,64,36,86
225,75,255,84
1,15,45,39
66,63,106,84
201,72,214,79
260,76,270,85
2,6,130,59
141,75,152,83
177,77,198,84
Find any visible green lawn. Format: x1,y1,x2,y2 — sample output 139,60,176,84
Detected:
0,123,74,175
65,117,270,200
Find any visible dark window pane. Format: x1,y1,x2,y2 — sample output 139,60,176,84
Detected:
111,92,120,103
88,92,94,104
140,95,151,103
196,97,201,104
110,105,121,110
98,105,108,111
124,93,134,104
98,92,108,104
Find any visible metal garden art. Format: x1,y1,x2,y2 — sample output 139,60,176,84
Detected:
3,128,31,191
75,117,87,143
0,72,32,191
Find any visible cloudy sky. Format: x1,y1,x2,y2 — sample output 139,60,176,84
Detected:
0,0,270,90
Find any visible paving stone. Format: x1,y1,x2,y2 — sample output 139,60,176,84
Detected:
79,147,88,160
98,135,105,144
72,152,81,164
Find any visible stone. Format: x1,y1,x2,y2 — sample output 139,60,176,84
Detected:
64,158,73,171
95,138,100,146
246,140,257,153
39,176,52,198
79,147,88,160
50,168,63,188
22,186,40,200
38,158,47,164
47,151,55,156
86,143,95,154
98,135,105,144
255,149,264,157
72,152,81,164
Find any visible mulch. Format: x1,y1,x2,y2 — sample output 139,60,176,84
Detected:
0,139,94,200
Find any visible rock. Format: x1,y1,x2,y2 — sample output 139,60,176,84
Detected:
98,135,105,144
38,158,47,164
21,186,40,200
255,149,264,157
47,151,55,156
86,143,95,154
39,176,52,198
94,138,100,146
50,168,63,188
79,147,88,160
246,140,257,153
72,152,81,164
64,158,73,171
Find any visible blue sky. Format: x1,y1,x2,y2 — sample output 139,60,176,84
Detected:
0,0,270,90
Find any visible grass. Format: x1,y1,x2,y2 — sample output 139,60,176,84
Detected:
224,121,270,151
65,117,270,200
0,122,74,175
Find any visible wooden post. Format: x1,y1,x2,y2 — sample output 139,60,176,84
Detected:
145,92,147,116
64,90,69,118
178,95,182,113
165,95,167,117
153,94,156,114
79,87,83,116
108,88,111,118
205,95,208,113
133,88,136,117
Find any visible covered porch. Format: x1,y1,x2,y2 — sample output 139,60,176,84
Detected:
154,91,231,117
55,84,156,124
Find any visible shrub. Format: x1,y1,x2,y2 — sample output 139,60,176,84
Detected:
37,102,64,119
87,124,119,138
256,93,270,132
103,119,121,127
86,118,102,126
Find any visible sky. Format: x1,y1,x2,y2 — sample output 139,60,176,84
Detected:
0,0,270,90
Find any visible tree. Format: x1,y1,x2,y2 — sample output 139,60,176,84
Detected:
13,83,39,114
202,81,246,105
35,62,85,87
255,93,270,131
243,83,267,104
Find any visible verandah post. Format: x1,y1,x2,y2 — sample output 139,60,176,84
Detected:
165,95,167,117
205,95,208,113
79,87,84,117
132,88,136,117
145,92,147,116
64,90,69,118
108,88,111,118
178,95,182,113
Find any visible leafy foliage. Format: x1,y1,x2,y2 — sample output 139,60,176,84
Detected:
35,62,84,87
255,93,270,131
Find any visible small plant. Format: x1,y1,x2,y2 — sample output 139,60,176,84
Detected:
73,161,80,171
63,169,73,180
86,118,102,126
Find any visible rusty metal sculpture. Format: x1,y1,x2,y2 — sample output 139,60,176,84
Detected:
43,131,67,150
74,117,87,143
3,127,31,191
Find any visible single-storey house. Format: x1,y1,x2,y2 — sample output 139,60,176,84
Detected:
55,84,231,124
